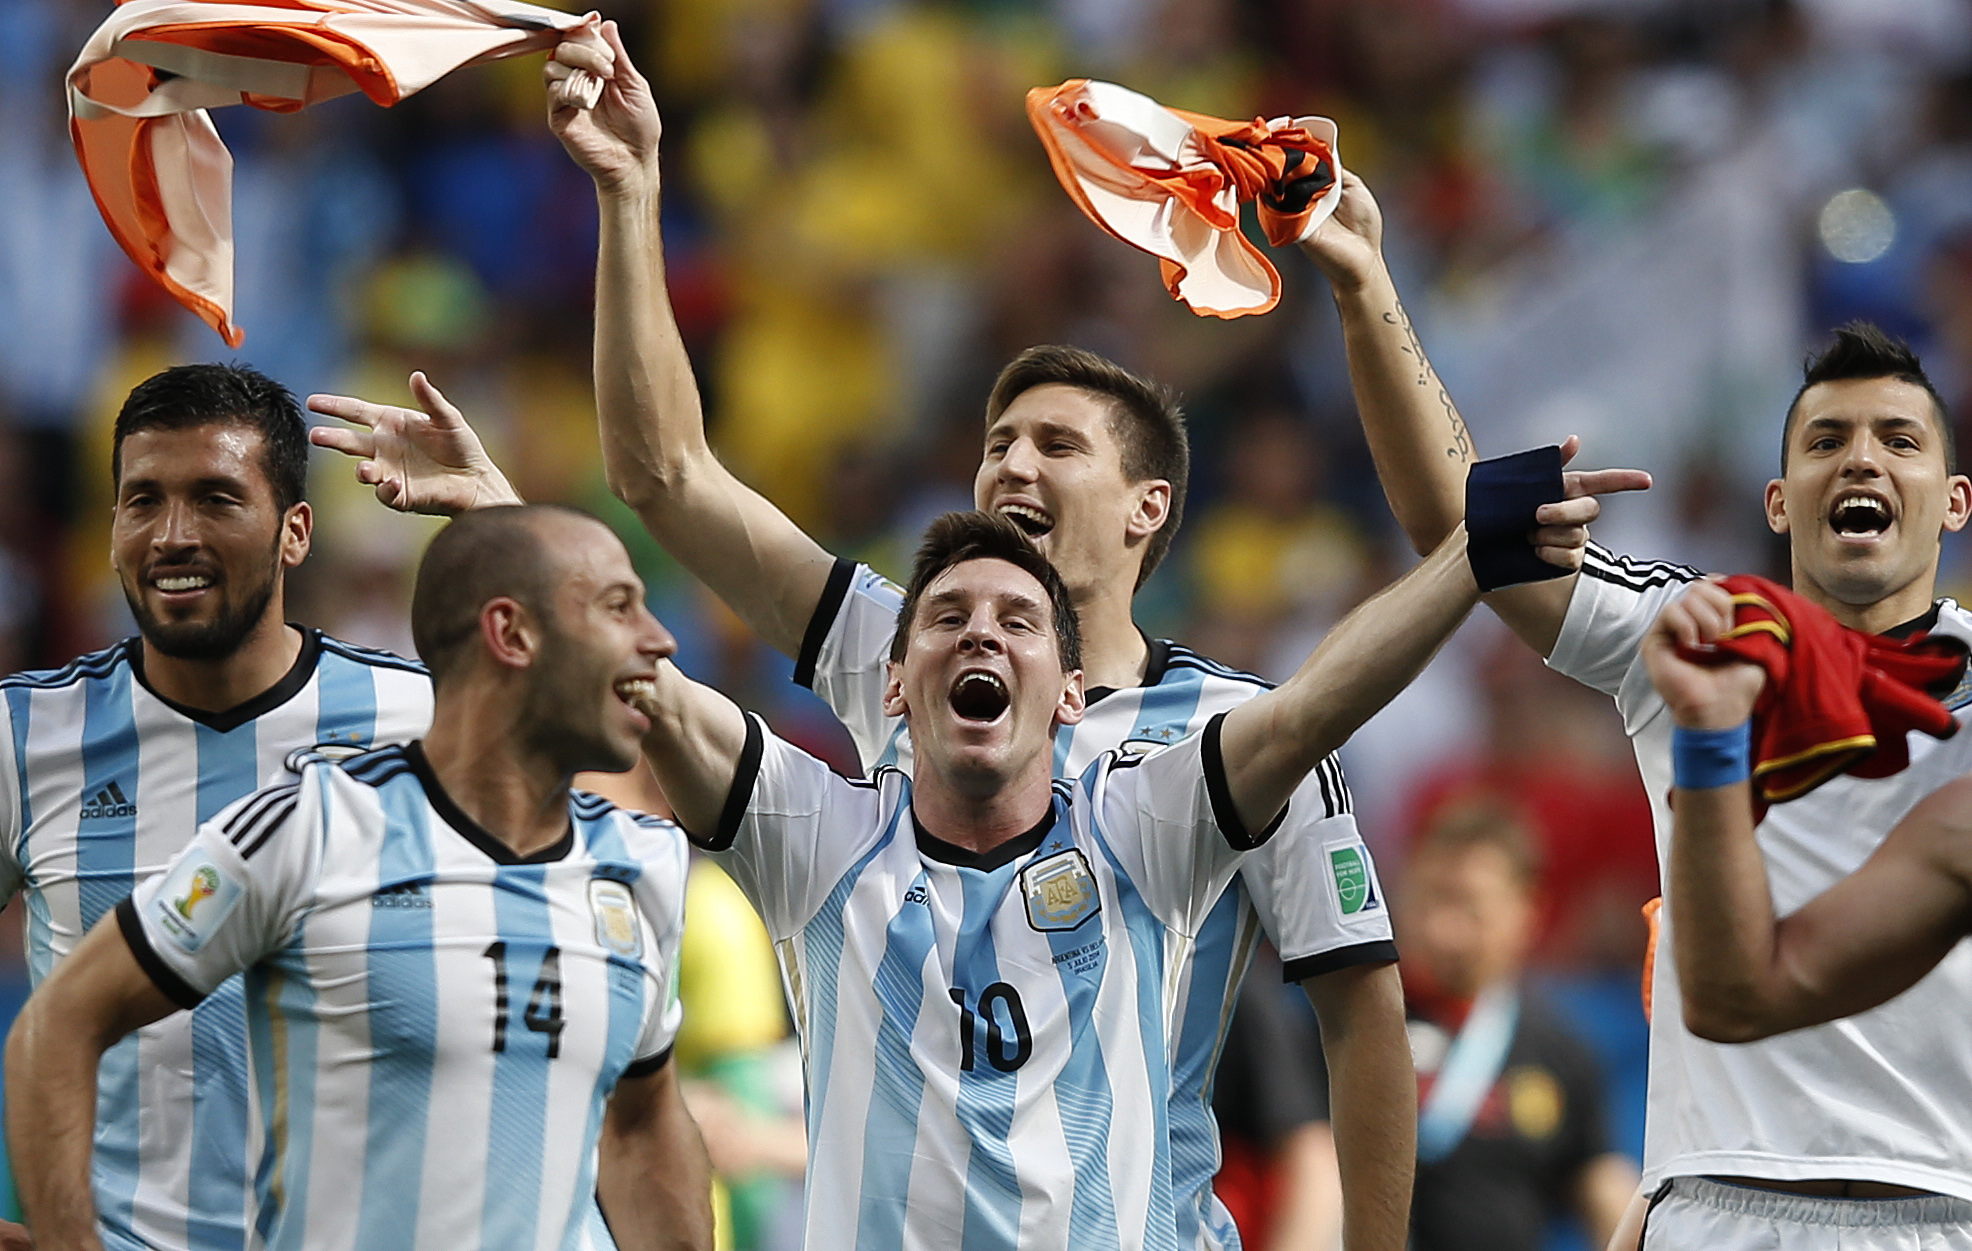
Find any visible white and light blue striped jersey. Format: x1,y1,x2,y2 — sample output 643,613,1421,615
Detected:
699,711,1271,1251
0,629,432,1251
119,743,689,1251
792,560,1395,1250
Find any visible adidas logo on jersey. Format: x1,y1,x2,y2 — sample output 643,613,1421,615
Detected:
373,880,432,909
79,781,136,820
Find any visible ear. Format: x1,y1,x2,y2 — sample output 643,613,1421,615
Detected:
1947,474,1972,534
1126,478,1172,543
1055,669,1086,727
1763,478,1789,535
880,660,908,720
479,597,539,671
280,502,313,568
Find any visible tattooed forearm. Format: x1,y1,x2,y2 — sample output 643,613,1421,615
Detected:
1440,389,1471,461
1380,303,1472,460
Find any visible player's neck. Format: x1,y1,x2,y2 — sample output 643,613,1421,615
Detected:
420,710,572,859
1072,581,1151,690
139,615,303,714
1791,562,1940,635
909,757,1056,855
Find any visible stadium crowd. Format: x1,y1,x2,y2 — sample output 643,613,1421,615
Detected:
5,0,1972,1248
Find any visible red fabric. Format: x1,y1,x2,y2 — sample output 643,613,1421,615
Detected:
1677,575,1965,815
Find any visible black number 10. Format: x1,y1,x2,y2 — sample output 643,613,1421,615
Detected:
484,941,566,1059
950,982,1032,1072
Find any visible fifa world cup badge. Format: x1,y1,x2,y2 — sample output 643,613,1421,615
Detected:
153,855,244,953
590,880,644,959
1021,849,1100,932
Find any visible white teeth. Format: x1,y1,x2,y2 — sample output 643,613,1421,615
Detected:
957,672,1005,694
998,504,1053,534
154,576,211,592
1832,497,1891,533
614,678,656,703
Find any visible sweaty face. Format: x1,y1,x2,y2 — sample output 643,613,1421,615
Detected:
885,557,1083,791
975,385,1160,598
1769,377,1972,617
112,424,302,661
517,518,675,777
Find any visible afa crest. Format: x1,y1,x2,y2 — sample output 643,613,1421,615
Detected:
589,879,643,959
1021,849,1100,932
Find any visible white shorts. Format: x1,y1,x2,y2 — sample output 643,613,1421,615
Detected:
1643,1177,1972,1251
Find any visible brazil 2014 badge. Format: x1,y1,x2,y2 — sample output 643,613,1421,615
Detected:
590,879,643,959
1021,849,1100,932
153,854,244,953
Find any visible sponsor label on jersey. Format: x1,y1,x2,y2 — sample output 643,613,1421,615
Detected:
1021,848,1100,932
590,879,643,959
153,854,244,953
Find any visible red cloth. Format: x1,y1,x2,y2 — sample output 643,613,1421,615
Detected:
1676,575,1966,813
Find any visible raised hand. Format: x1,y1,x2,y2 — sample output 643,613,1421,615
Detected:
546,18,661,196
306,372,520,516
1526,435,1653,570
1642,579,1767,729
1296,168,1385,292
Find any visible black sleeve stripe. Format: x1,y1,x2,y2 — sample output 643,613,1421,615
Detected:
1201,713,1285,851
621,1044,674,1080
792,558,857,690
238,798,300,861
1282,939,1399,983
223,784,300,848
1318,757,1352,817
115,897,206,1011
693,714,766,852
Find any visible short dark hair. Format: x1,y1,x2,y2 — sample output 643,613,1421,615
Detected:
112,363,310,512
1411,799,1540,890
1781,322,1955,472
985,346,1189,588
411,504,598,685
891,510,1082,673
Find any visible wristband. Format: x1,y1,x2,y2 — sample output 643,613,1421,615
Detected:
1466,445,1568,592
1672,721,1752,790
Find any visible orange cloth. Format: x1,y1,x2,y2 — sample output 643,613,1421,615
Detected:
1026,79,1341,318
1677,575,1965,815
67,0,599,347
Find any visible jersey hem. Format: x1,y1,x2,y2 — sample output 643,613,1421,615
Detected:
1643,1155,1972,1205
1280,938,1399,983
116,896,205,1011
793,559,857,690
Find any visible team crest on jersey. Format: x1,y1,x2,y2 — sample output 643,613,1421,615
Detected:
152,854,244,953
1021,849,1100,932
590,879,643,958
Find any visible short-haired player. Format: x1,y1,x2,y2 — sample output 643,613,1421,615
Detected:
7,505,711,1251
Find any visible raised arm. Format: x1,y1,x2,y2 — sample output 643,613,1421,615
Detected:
548,23,836,658
1644,581,1972,1040
306,371,522,515
1299,178,1647,658
6,916,181,1251
632,659,753,841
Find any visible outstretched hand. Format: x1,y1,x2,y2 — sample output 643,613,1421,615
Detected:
1642,579,1767,729
547,18,661,195
307,372,521,516
1526,435,1652,570
1297,168,1385,292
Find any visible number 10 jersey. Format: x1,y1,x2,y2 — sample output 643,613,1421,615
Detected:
696,712,1275,1251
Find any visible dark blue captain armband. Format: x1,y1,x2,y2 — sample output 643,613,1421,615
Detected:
1466,445,1568,592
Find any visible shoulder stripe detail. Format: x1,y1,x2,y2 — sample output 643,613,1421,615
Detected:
225,784,301,859
1580,545,1703,592
238,798,300,860
317,635,428,675
340,746,411,782
1161,645,1275,689
223,784,300,846
0,643,130,691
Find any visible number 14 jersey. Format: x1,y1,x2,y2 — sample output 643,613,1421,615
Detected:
697,712,1275,1251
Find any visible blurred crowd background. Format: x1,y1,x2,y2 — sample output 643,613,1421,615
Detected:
6,0,1972,1245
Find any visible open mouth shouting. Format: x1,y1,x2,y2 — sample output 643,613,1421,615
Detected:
1829,491,1894,542
949,668,1011,723
996,503,1054,540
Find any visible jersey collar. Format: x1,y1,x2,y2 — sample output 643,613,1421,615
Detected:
127,624,322,733
402,740,575,865
912,796,1059,871
1084,635,1170,707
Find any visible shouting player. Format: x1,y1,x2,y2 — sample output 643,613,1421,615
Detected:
624,505,1566,1250
1324,226,1972,1240
0,364,454,1251
7,505,712,1251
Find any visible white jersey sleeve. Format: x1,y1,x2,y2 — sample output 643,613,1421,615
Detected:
0,696,20,908
1240,809,1394,978
1092,712,1273,933
794,559,904,769
1546,544,1705,730
689,713,891,939
118,775,322,1006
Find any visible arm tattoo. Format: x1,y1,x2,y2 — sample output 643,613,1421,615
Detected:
1381,305,1473,461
